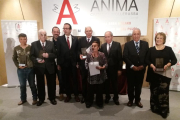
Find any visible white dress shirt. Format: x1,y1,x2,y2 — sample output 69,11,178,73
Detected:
40,40,46,47
65,35,72,48
86,36,92,43
107,41,113,51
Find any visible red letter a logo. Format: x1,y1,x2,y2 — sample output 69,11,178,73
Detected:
56,0,77,24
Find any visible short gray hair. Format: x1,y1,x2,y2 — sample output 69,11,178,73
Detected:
85,26,92,31
105,31,113,36
132,28,141,35
38,29,46,35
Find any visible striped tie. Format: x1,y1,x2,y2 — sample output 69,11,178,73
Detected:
135,42,139,53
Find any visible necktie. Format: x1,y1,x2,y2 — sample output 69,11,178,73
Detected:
42,42,45,50
108,44,111,54
135,42,139,53
87,38,90,43
67,37,70,49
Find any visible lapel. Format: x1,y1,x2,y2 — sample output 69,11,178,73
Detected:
87,36,92,47
139,40,143,55
131,40,138,55
108,41,114,55
63,35,70,50
37,40,43,50
71,35,76,49
103,43,108,57
44,40,50,51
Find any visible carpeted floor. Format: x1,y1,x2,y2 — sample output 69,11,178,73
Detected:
0,86,179,120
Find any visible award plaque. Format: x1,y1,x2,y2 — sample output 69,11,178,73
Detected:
155,58,164,72
19,55,27,67
37,50,45,61
81,48,87,59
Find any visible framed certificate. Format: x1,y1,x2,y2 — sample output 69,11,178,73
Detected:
19,54,27,67
155,58,164,72
37,50,45,61
81,48,87,59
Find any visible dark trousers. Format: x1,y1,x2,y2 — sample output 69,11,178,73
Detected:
127,70,144,102
79,62,88,98
56,69,65,94
86,83,103,105
61,65,78,97
35,68,56,101
105,67,118,100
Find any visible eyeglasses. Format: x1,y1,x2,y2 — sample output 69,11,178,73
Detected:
63,28,70,30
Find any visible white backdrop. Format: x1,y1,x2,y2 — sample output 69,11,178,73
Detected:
1,20,38,87
153,17,180,91
42,0,149,36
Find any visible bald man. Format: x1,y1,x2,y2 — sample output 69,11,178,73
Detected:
78,26,100,103
30,29,57,106
100,31,122,105
123,28,149,108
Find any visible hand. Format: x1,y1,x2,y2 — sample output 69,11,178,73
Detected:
138,65,144,71
42,53,49,58
150,64,156,71
80,54,86,60
164,63,171,71
38,59,45,63
57,65,61,71
19,66,27,69
117,70,122,76
132,66,139,71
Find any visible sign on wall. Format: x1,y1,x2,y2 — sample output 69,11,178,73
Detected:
1,20,38,87
42,0,149,36
153,17,180,91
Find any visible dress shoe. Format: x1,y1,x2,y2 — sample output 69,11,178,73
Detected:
113,99,120,105
59,94,64,101
86,104,91,108
81,97,85,103
75,96,80,102
127,101,133,107
37,100,44,106
18,100,27,105
64,96,71,102
161,111,168,118
32,100,37,105
50,99,57,105
135,102,143,108
97,104,103,108
105,97,111,104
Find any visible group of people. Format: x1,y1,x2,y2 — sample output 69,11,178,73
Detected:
12,23,177,119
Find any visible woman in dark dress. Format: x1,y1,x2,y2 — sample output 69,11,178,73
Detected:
85,41,107,108
146,32,177,118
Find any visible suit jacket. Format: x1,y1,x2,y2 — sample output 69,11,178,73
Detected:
56,34,78,67
78,36,100,65
123,40,149,73
100,41,123,71
30,40,56,74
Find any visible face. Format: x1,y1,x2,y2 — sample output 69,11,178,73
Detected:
19,37,27,45
63,24,71,36
39,31,47,42
91,43,99,52
52,28,60,39
105,32,113,44
132,30,141,42
156,35,164,45
85,27,93,38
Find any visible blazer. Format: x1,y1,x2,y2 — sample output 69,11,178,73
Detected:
56,34,78,67
78,36,100,65
123,40,149,72
100,41,123,70
30,40,56,74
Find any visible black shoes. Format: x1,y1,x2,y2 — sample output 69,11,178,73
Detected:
113,99,120,105
135,101,143,108
86,104,91,108
105,97,111,104
37,100,44,106
50,99,57,105
81,97,85,103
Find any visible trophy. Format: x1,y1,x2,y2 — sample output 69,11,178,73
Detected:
19,53,27,67
155,58,164,72
36,49,45,61
81,48,87,59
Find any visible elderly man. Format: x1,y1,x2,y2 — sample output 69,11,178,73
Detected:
50,26,65,101
78,26,100,103
30,29,57,106
123,28,149,108
56,23,80,102
100,31,122,105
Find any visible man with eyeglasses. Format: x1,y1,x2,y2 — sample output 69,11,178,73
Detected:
56,23,80,102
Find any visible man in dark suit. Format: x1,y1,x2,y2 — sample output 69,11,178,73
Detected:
78,26,100,103
123,28,149,108
56,23,80,102
30,29,57,106
100,31,122,105
50,26,65,101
